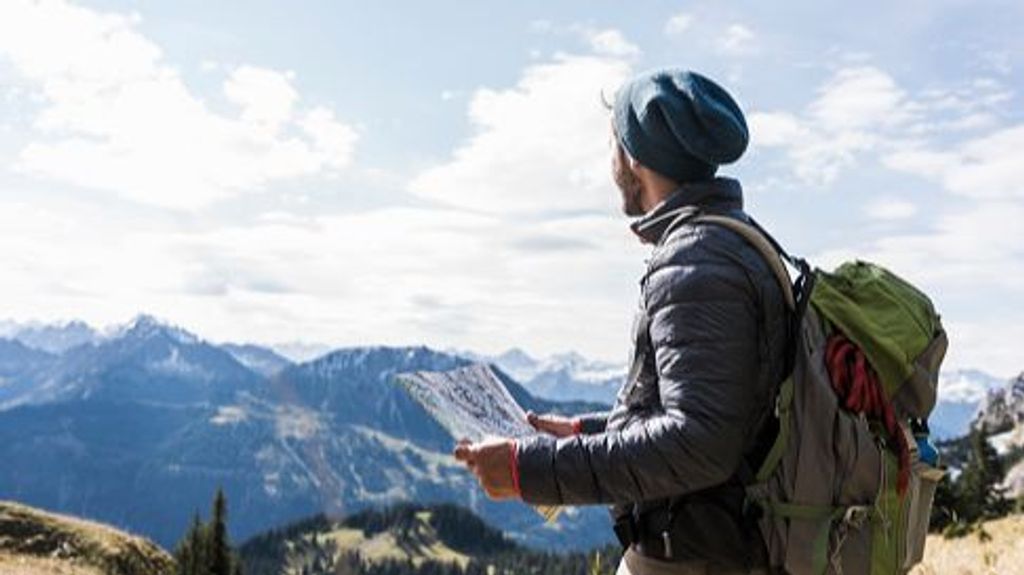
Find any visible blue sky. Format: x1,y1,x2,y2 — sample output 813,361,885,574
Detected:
0,0,1021,376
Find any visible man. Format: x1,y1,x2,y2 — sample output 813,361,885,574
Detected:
454,68,791,575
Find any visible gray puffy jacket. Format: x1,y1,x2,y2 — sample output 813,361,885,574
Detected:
515,177,791,569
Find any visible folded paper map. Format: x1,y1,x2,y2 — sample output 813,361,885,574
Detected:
396,363,562,523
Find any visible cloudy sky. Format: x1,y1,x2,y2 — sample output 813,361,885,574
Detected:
0,0,1021,376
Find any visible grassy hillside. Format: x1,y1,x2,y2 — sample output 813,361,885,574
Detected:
240,502,620,575
911,514,1024,575
0,500,174,575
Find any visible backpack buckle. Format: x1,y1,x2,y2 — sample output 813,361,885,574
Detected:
842,505,871,528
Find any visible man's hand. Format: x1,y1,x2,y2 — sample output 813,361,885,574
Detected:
453,437,519,500
526,411,579,438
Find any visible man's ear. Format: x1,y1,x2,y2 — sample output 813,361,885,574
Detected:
628,156,646,176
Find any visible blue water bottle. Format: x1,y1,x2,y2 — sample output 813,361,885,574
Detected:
912,419,939,466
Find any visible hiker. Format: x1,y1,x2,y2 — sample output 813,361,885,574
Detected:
454,68,789,574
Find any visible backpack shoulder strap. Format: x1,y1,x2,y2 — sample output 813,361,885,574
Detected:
692,214,796,311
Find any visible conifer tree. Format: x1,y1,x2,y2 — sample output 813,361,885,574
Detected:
959,429,1011,522
210,488,233,575
173,489,241,575
175,512,209,575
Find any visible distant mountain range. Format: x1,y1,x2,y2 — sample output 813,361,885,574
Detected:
474,348,1014,442
0,315,1016,555
3,319,1009,441
931,369,1011,439
0,315,612,552
460,347,624,405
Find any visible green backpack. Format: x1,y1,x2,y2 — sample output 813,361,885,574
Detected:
693,215,948,575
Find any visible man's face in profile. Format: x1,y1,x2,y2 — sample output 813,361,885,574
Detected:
610,130,644,217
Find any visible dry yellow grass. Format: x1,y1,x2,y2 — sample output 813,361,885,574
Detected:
0,501,173,575
0,551,106,575
911,515,1024,575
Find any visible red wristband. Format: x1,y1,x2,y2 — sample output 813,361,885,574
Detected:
509,439,522,497
572,418,582,435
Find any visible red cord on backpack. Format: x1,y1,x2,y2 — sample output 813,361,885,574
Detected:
825,334,910,495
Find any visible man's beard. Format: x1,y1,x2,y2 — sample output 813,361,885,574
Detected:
615,162,645,217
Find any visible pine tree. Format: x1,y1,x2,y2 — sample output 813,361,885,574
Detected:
929,474,960,531
958,429,1011,523
210,488,233,575
173,489,242,575
175,512,209,575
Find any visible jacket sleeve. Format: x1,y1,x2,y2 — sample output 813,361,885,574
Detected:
516,257,762,506
577,411,609,434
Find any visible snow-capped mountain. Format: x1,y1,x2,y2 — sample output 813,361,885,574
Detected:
268,341,333,363
220,343,294,377
1,319,100,354
466,347,623,405
970,373,1024,498
972,372,1024,434
0,339,55,407
0,338,53,377
18,314,1017,549
930,369,1010,439
0,316,613,551
0,314,261,409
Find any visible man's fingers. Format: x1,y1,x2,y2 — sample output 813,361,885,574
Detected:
528,412,552,430
527,411,545,431
529,413,571,437
453,442,475,463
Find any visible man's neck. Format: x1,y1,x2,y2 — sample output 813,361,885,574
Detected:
639,175,681,213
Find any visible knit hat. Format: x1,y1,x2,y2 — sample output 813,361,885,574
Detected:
612,69,749,183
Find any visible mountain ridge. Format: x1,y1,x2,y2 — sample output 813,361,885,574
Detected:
0,316,615,552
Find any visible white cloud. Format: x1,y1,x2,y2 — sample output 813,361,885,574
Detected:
941,320,1024,379
583,28,640,57
401,44,646,359
0,195,644,363
664,13,693,36
864,197,917,220
0,0,358,210
298,107,358,171
719,24,755,55
223,65,299,133
409,52,632,215
752,65,1019,187
747,111,807,147
809,66,910,131
886,124,1024,200
824,202,1024,293
750,66,911,185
